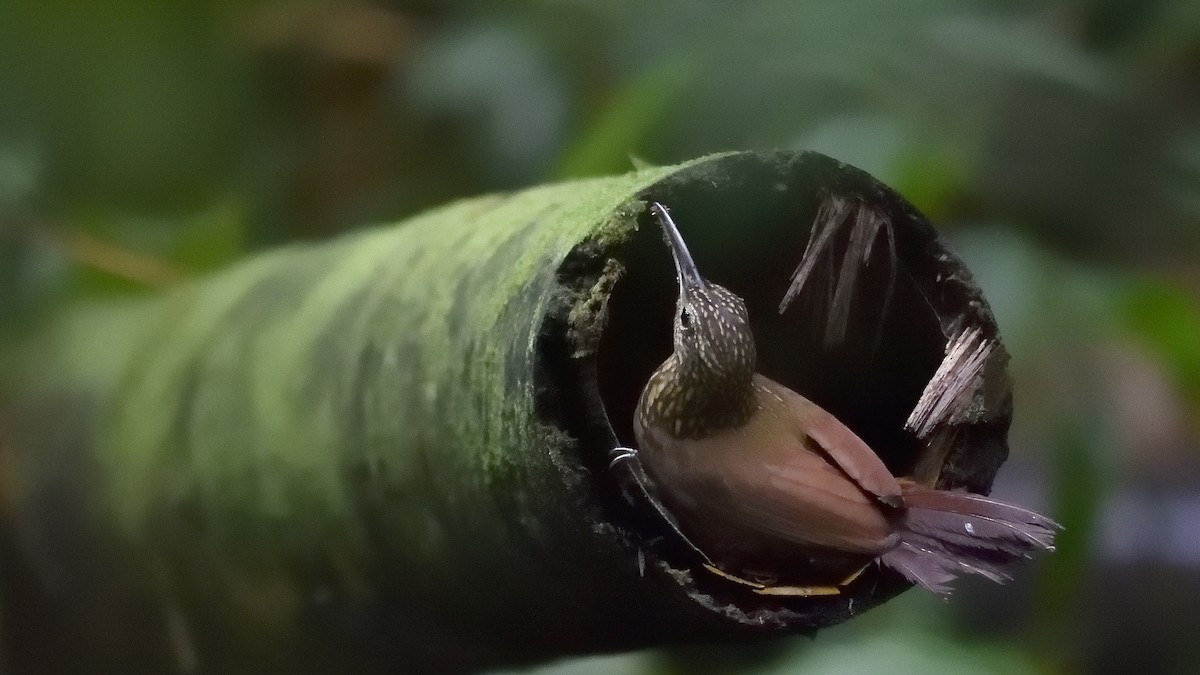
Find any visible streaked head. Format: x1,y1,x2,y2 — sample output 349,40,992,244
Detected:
649,202,756,382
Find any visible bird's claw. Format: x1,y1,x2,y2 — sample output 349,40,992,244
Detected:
608,446,638,470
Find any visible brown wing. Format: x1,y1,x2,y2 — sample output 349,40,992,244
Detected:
637,414,897,555
756,375,903,507
747,443,897,553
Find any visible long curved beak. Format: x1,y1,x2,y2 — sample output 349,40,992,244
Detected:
650,202,707,298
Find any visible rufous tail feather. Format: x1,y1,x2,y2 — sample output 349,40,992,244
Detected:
880,480,1060,595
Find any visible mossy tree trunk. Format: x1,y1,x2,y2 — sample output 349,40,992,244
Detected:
0,151,1012,674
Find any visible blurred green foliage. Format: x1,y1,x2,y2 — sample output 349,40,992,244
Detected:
2,1,1199,673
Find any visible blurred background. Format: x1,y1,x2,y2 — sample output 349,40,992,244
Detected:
1,1,1199,673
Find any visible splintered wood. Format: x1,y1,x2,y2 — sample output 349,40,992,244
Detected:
779,191,997,441
905,326,995,439
778,193,896,348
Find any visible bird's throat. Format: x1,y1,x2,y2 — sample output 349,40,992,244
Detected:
639,354,757,439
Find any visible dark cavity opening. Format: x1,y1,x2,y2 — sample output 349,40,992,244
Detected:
597,153,948,477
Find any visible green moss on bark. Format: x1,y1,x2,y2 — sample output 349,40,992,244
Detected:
0,151,1014,674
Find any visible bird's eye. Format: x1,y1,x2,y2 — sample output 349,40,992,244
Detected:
679,308,692,328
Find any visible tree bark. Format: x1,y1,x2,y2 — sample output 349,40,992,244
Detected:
0,151,1012,674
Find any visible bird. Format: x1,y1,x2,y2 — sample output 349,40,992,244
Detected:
627,201,1059,596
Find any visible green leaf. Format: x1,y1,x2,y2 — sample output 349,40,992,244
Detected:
1114,277,1200,409
553,61,692,179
